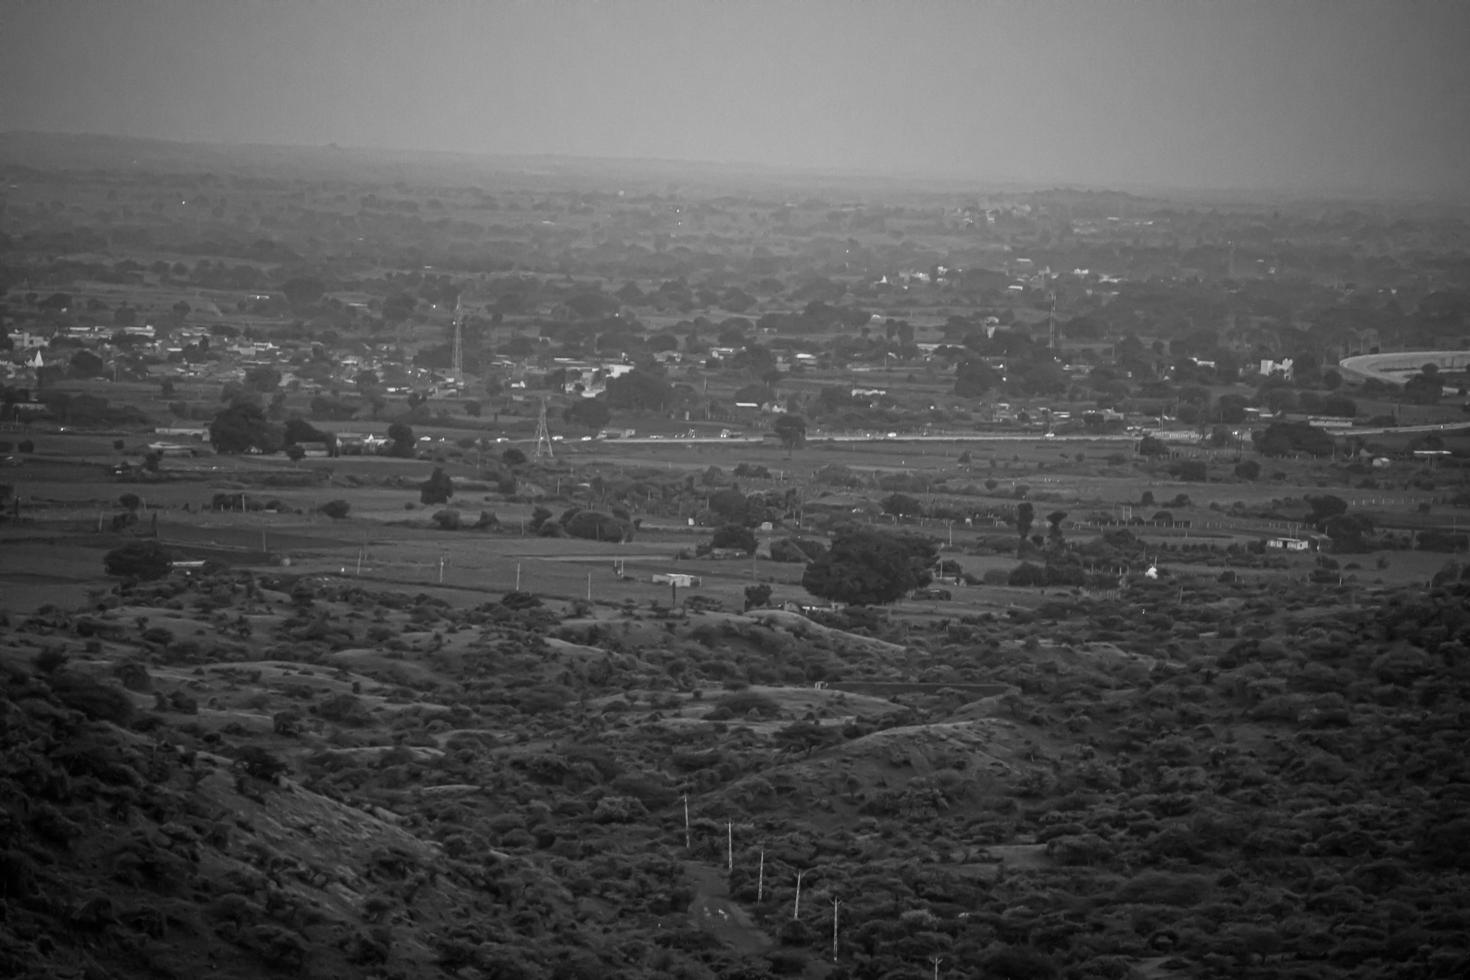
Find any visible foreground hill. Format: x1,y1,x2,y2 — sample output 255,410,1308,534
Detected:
2,566,1469,979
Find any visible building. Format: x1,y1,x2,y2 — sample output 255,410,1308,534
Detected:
1260,358,1295,380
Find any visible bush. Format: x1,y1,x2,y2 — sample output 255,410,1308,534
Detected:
320,499,350,519
432,508,462,530
711,690,781,719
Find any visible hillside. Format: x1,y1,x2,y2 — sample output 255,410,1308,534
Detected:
2,566,1468,979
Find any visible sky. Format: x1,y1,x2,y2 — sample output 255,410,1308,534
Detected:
2,0,1468,198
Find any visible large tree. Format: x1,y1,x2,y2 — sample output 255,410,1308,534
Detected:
772,414,807,456
604,369,672,411
563,397,612,431
209,402,281,454
420,466,455,505
801,525,939,605
103,540,173,581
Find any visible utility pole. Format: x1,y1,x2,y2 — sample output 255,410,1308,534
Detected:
682,794,691,850
793,869,807,920
830,895,841,962
930,953,944,980
726,821,733,872
515,562,521,591
757,848,765,901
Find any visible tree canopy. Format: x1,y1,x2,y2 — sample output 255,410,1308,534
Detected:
801,525,939,605
209,402,281,454
772,414,807,454
103,540,173,581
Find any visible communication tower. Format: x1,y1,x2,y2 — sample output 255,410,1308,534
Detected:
533,398,555,460
1047,290,1059,351
452,314,464,385
450,298,464,386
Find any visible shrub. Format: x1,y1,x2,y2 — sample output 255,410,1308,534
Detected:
320,499,350,519
711,690,781,719
234,746,290,783
432,508,462,530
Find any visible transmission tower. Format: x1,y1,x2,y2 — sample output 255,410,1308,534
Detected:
450,298,464,386
533,398,554,460
1047,290,1058,352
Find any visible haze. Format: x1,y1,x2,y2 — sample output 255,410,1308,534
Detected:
3,0,1468,198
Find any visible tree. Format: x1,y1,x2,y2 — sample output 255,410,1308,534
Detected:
209,402,281,454
1016,502,1035,540
744,583,772,610
69,349,105,378
1216,393,1250,424
280,276,325,311
882,492,923,517
1255,421,1334,457
711,524,758,554
387,421,415,457
563,510,632,542
954,359,1001,398
1046,510,1067,546
1403,372,1442,404
563,398,612,431
1138,435,1168,457
773,414,807,456
802,525,939,605
104,540,173,581
1234,459,1262,480
604,369,672,411
1305,494,1348,529
420,466,454,505
283,417,326,445
1169,459,1208,482
244,365,282,393
1326,513,1374,552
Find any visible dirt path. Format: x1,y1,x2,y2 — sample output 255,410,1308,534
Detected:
684,861,770,956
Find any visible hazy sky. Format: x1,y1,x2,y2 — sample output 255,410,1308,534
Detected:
3,0,1468,197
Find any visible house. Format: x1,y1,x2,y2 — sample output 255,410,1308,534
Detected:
1260,358,1294,380
651,573,701,588
9,330,49,351
1265,537,1311,552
